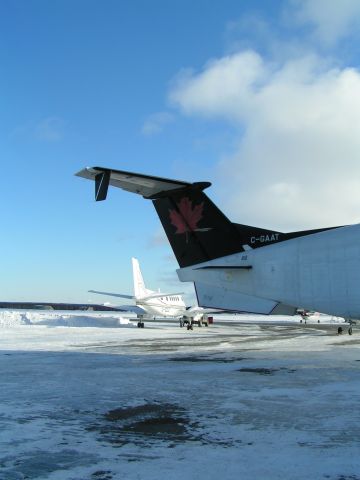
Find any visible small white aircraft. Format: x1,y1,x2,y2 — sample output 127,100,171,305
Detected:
76,166,357,334
89,257,211,328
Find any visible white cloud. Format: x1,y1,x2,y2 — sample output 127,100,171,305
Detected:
293,0,360,46
34,117,64,142
169,50,360,230
141,111,174,136
10,116,65,143
170,51,266,122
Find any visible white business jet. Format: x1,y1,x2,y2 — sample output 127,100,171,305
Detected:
89,257,210,328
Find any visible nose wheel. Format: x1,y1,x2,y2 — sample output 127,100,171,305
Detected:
137,316,145,328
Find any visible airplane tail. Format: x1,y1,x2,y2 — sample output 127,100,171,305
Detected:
152,187,249,267
132,257,149,298
76,167,338,269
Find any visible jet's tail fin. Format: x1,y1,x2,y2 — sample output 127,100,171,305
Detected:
152,187,245,267
132,257,149,299
76,166,248,267
76,167,338,268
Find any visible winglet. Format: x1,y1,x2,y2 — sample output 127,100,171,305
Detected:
95,170,110,201
75,166,200,200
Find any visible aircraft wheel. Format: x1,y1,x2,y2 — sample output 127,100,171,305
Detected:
137,322,141,328
204,322,208,327
348,326,353,335
141,322,145,328
337,326,343,335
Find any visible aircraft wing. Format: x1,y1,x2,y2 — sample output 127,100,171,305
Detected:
0,302,126,311
88,289,134,299
88,291,147,316
116,305,147,316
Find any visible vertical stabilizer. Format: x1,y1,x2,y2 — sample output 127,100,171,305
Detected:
132,257,148,299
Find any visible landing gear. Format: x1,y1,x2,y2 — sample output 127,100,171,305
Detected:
345,319,356,335
180,317,187,328
337,325,354,335
196,316,208,327
138,316,145,328
180,315,209,329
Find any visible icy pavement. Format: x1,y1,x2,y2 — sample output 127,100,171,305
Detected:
0,312,359,479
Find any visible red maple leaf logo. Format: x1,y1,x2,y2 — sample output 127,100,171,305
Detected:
169,197,204,235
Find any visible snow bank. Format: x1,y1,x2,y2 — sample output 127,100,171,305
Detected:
0,310,135,328
0,311,31,327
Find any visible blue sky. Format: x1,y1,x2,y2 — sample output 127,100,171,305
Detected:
2,0,360,303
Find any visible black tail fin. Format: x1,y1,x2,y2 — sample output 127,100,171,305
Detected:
152,184,290,267
152,185,245,267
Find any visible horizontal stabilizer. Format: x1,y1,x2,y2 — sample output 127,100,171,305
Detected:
75,167,208,200
88,289,134,300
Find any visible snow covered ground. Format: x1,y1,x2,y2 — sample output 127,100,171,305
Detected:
0,310,359,480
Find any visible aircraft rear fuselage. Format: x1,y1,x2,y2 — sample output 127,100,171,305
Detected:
178,224,360,319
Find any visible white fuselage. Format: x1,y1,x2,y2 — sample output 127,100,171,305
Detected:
136,293,187,318
136,293,206,320
178,224,360,319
